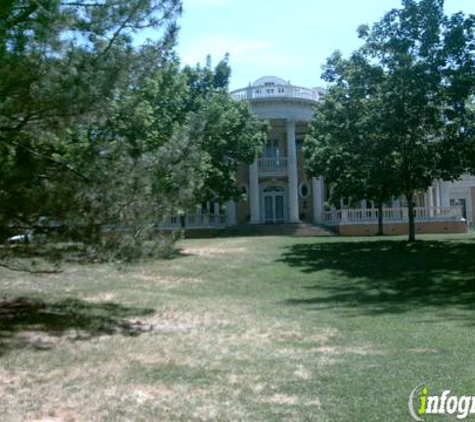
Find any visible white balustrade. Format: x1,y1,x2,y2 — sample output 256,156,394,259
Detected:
324,206,463,224
162,214,226,229
231,84,322,102
258,157,288,172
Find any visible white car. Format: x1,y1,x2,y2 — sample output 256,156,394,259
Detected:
7,230,35,244
6,217,64,244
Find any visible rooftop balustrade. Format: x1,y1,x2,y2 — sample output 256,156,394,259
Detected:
231,84,323,103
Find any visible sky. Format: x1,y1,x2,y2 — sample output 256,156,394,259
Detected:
173,0,475,91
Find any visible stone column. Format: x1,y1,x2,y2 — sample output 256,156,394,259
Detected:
246,85,253,100
434,180,441,207
286,119,299,223
341,209,349,223
312,177,324,223
226,200,236,226
440,180,451,207
426,186,434,217
249,160,260,224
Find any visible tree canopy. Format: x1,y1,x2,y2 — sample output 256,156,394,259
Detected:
0,1,267,261
305,0,475,241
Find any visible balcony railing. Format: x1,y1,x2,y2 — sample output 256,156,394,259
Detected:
231,84,322,102
162,214,226,229
324,206,464,224
258,157,288,173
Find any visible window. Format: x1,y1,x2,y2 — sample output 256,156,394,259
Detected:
299,182,310,199
264,139,280,158
296,139,304,151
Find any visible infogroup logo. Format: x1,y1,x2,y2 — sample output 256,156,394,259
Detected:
409,384,475,420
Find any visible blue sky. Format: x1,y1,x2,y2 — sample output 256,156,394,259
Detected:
174,0,475,90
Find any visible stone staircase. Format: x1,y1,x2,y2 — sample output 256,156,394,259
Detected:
221,223,336,237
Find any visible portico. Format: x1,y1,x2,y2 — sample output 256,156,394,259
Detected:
233,76,325,225
248,118,311,224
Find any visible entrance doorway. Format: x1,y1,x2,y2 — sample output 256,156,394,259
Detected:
263,186,285,224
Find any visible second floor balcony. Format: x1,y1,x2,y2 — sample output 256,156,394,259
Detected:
258,157,288,175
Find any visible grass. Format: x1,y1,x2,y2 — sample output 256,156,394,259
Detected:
1,234,475,421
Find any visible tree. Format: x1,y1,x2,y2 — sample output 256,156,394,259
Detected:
182,56,268,204
306,0,475,242
305,51,399,235
0,2,267,261
0,0,182,230
43,54,266,260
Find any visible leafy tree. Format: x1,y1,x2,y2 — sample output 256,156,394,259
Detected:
0,0,182,230
44,53,266,260
305,51,398,235
182,56,267,204
306,0,475,242
0,2,267,261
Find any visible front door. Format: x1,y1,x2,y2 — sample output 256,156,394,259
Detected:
264,193,285,224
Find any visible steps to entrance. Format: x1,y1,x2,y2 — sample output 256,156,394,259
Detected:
221,223,336,237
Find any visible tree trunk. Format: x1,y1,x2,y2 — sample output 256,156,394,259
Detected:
180,213,186,229
376,201,384,236
406,193,416,243
179,213,186,239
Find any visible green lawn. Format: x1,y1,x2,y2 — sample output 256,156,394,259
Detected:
1,234,475,421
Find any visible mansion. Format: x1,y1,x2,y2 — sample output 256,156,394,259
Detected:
168,76,472,235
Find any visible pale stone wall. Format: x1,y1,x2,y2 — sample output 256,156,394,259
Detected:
333,221,467,236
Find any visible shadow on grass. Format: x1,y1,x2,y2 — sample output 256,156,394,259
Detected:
278,238,475,316
0,296,154,356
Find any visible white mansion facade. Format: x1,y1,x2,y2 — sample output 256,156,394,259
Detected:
229,76,325,227
167,76,471,234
